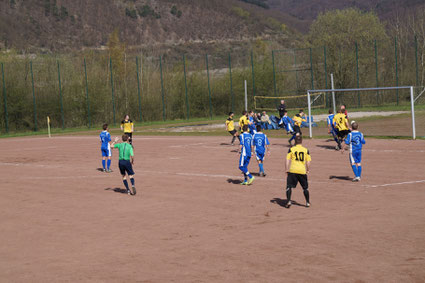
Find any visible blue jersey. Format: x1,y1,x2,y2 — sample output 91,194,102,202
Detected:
327,114,336,130
248,116,256,134
252,132,270,154
100,131,111,149
279,116,294,132
239,132,253,157
345,131,365,152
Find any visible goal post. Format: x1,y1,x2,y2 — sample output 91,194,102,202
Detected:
307,86,416,139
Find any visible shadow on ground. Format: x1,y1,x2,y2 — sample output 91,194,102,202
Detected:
227,178,243,185
329,175,352,181
270,198,306,208
105,187,127,194
316,145,338,150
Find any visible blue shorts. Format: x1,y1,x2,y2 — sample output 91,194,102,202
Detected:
101,147,111,157
255,151,265,162
239,155,251,170
349,150,362,164
118,160,135,176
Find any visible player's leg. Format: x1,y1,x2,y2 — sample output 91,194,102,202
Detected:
127,162,136,195
354,151,362,181
349,151,359,181
101,149,107,172
285,173,297,207
298,174,310,207
245,156,255,185
230,130,237,145
106,146,112,172
239,155,248,184
119,161,131,195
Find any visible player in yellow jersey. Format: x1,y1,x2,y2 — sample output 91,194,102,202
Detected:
239,110,248,132
333,109,350,149
225,112,238,145
292,109,307,136
120,114,134,145
285,135,311,208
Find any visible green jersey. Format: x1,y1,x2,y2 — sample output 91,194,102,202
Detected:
114,142,134,160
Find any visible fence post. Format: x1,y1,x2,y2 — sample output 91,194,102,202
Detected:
415,35,419,87
30,61,37,131
309,47,314,89
183,54,190,120
251,51,256,98
228,53,234,112
83,58,91,128
272,50,277,96
395,37,399,105
109,58,116,125
136,56,142,122
1,63,8,133
57,60,65,130
294,50,299,91
324,46,328,106
374,39,379,105
355,42,360,107
159,55,166,121
205,54,213,119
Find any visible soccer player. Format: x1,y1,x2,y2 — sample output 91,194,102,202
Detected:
111,134,136,196
343,122,366,182
252,125,270,177
333,109,350,149
239,110,248,132
248,110,256,135
285,135,311,208
279,110,296,146
225,112,238,145
327,109,339,149
120,114,134,145
292,109,306,136
100,123,112,173
238,125,255,185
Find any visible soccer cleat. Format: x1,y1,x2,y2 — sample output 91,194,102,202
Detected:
335,145,339,150
286,200,292,208
352,177,359,182
132,186,137,195
102,169,106,173
247,176,255,185
107,169,113,173
262,172,267,177
241,181,248,185
306,202,310,208
127,189,132,195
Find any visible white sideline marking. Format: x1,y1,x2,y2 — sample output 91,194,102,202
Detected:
0,162,61,168
366,180,425,188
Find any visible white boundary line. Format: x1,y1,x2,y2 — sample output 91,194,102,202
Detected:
365,180,425,188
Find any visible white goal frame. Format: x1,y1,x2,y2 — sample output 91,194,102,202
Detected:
307,86,416,139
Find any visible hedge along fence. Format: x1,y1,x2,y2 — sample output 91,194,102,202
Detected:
1,36,424,133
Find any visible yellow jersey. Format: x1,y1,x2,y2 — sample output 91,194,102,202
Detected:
226,118,235,131
333,113,348,131
121,119,134,133
287,144,311,175
293,115,306,127
239,115,248,129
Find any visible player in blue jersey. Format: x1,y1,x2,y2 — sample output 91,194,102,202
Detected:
248,111,257,135
252,125,270,177
279,110,296,146
100,124,112,173
238,125,255,185
343,121,366,182
327,109,340,149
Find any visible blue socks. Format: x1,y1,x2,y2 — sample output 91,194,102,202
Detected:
247,172,253,179
259,163,264,173
107,159,111,170
130,178,135,187
123,180,129,190
351,165,358,177
357,166,362,178
102,160,106,170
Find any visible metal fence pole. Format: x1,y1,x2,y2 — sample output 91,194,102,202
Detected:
57,60,65,130
272,50,277,96
109,58,116,125
355,42,360,107
309,47,314,89
136,56,142,122
324,46,328,106
415,35,419,86
228,53,234,112
205,54,213,119
183,54,190,119
30,61,37,131
251,51,256,98
295,50,299,91
159,55,166,121
83,58,91,128
395,37,399,105
374,39,379,105
1,63,8,133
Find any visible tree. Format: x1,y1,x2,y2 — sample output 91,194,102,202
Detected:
308,8,388,88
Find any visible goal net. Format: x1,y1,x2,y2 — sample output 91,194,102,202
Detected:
254,93,325,112
306,86,418,139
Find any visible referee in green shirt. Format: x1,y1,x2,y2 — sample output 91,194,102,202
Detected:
112,134,136,195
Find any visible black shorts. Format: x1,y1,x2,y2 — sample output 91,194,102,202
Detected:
337,130,349,139
287,172,308,190
228,130,237,136
119,160,135,176
293,125,302,135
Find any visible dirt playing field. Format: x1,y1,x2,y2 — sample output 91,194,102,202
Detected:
0,135,424,282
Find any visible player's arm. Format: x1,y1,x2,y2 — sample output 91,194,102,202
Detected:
306,161,311,174
285,151,291,174
130,148,134,165
111,137,120,147
131,122,134,133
